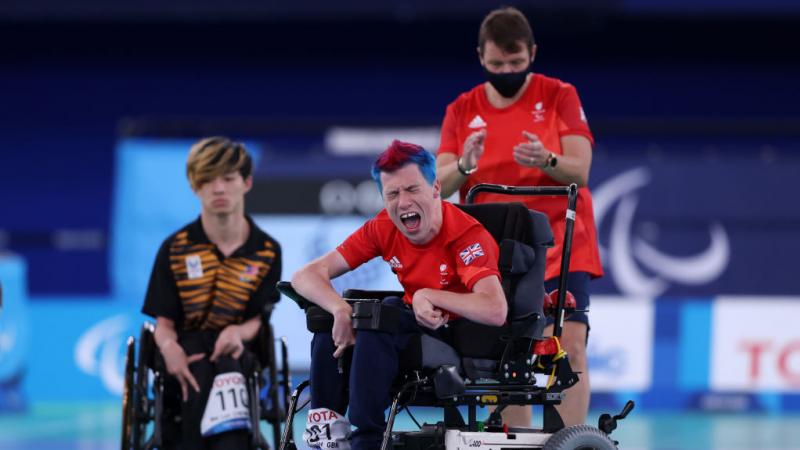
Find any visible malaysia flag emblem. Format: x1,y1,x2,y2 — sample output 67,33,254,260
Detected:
459,243,485,265
241,264,260,282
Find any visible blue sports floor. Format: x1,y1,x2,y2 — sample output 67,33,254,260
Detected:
1,402,799,449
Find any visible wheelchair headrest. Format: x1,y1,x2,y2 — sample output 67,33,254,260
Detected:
455,202,553,248
455,202,552,344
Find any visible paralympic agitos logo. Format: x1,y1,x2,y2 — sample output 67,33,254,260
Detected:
593,167,729,297
75,314,131,395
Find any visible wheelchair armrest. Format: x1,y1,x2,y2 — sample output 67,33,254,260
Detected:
305,300,401,333
279,282,407,333
351,302,401,333
343,289,405,301
278,282,402,309
276,281,314,310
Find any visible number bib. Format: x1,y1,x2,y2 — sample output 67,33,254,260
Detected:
201,371,251,437
303,407,351,449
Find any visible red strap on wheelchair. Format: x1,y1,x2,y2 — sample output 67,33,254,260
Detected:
533,337,560,356
543,289,577,317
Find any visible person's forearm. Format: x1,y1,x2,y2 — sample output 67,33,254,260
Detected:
541,152,588,187
154,317,180,350
234,315,262,342
438,159,469,199
542,136,592,187
423,288,506,326
292,263,350,316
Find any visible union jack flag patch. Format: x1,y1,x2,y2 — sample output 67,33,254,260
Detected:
459,243,485,265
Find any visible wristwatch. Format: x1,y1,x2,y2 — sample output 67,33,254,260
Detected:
544,152,558,168
457,157,477,176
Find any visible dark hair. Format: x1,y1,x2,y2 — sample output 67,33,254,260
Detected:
371,140,436,194
186,136,253,190
478,6,535,54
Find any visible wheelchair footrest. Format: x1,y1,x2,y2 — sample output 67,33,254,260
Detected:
391,423,445,450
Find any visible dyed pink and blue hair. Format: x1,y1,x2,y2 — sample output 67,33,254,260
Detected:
371,140,437,194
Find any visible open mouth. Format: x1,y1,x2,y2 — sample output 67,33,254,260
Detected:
400,212,421,231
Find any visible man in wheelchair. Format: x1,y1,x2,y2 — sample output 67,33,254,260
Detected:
140,137,282,449
291,140,508,450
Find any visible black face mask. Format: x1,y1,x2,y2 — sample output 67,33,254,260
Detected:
483,63,530,98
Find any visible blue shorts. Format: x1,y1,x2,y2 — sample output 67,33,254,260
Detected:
544,271,591,331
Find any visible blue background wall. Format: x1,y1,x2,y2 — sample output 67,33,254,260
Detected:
1,1,799,413
1,5,798,294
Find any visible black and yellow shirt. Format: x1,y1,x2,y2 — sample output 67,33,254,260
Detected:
142,216,281,331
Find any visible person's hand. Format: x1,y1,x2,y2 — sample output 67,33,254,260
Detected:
210,324,245,362
160,339,204,402
332,303,355,358
461,129,486,171
513,131,551,168
411,289,449,330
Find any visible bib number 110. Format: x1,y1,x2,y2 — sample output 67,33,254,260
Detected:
215,387,248,410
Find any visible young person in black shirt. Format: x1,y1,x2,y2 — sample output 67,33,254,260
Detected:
142,137,281,449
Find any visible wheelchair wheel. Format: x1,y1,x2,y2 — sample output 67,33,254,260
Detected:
542,424,617,450
132,324,155,448
120,336,136,450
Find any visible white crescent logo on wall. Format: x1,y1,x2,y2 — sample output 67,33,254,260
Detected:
593,167,730,297
75,314,131,395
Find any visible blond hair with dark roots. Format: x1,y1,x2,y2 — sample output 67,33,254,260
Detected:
186,136,253,190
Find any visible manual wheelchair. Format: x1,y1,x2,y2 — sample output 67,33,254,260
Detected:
277,183,633,450
120,304,291,450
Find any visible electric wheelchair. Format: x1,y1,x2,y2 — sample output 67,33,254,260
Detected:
120,304,291,450
278,184,633,450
